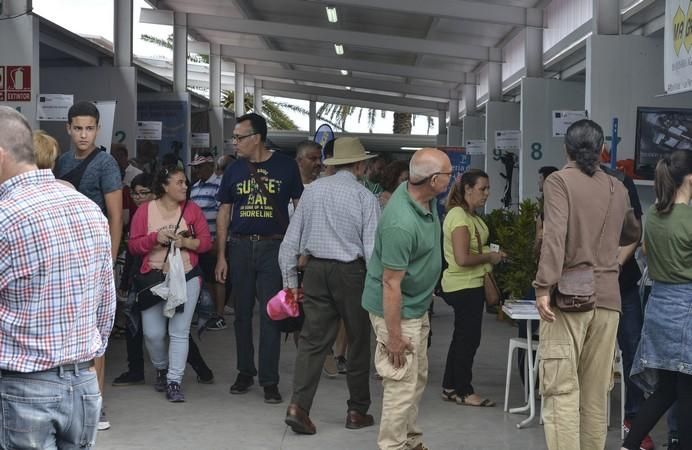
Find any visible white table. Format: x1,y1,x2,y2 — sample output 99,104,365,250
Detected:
502,302,540,429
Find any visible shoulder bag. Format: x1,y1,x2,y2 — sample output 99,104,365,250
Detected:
553,175,614,312
474,222,502,306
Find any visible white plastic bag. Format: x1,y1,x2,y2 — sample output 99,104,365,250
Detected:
151,246,188,318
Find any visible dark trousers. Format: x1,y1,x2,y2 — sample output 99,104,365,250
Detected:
617,285,646,420
442,287,485,396
291,258,371,415
229,238,283,386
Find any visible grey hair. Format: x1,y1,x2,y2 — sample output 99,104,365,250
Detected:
295,140,322,159
0,106,34,164
409,151,443,183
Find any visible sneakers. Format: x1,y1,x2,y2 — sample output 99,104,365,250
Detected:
223,305,235,315
166,381,185,402
112,370,144,386
197,369,215,384
154,369,168,392
623,419,655,450
323,355,338,378
206,316,227,331
336,356,347,374
98,409,111,431
668,438,680,450
264,384,283,404
230,373,254,394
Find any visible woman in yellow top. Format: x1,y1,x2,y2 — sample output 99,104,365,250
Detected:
441,169,505,407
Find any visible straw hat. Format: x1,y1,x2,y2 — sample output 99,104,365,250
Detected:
322,137,377,166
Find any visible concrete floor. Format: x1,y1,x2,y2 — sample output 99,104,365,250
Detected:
96,300,666,450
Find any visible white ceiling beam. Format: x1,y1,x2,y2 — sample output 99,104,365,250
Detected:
302,0,544,28
141,9,501,62
266,91,438,115
220,45,470,84
260,80,447,111
245,65,457,100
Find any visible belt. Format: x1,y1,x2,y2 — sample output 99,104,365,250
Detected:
0,360,94,376
231,233,284,241
310,257,365,265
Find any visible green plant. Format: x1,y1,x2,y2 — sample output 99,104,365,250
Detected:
484,199,539,300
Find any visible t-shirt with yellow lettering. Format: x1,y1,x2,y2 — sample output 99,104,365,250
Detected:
441,206,491,292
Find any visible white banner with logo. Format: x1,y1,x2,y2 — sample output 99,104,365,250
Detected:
665,0,692,94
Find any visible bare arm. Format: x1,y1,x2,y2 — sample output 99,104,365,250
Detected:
104,190,123,262
215,203,231,283
382,268,413,368
450,226,502,267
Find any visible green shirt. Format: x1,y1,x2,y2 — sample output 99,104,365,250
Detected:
644,203,692,284
361,182,442,319
361,178,383,195
441,207,492,292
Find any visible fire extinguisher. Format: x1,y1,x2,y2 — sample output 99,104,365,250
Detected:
10,67,23,90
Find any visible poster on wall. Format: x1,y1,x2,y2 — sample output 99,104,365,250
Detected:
495,130,521,151
191,133,210,149
552,110,588,137
36,94,73,121
665,0,692,94
465,140,486,155
138,96,190,168
137,121,163,140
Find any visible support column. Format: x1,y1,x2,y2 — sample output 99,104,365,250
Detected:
2,0,30,16
173,12,187,93
525,28,544,78
488,62,502,102
449,96,460,126
593,0,620,35
309,98,317,136
437,109,447,146
234,63,245,119
113,0,133,67
209,43,223,155
254,81,263,115
463,84,477,116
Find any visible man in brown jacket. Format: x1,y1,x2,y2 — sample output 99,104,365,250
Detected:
534,119,640,450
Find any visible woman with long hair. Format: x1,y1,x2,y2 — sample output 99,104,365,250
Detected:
128,166,212,402
440,169,505,407
623,149,692,450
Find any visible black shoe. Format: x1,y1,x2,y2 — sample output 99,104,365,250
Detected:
205,316,227,331
112,371,144,386
229,374,254,394
155,369,168,392
197,370,215,384
264,384,283,404
336,356,347,374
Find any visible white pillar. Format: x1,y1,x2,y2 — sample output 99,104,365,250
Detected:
525,27,544,78
113,0,133,67
449,97,460,126
463,84,477,116
234,63,245,119
173,12,187,93
254,81,263,114
488,62,502,102
593,0,620,35
209,43,223,155
309,98,317,136
2,0,30,16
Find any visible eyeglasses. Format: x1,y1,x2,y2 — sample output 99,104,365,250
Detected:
231,132,258,142
131,190,152,197
409,171,453,186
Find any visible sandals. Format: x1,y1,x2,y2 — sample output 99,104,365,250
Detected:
441,389,460,403
458,394,495,407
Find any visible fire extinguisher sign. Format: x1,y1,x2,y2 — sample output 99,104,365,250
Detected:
4,66,31,102
0,67,4,101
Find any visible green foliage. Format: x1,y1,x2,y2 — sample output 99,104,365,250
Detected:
222,91,298,130
484,199,539,299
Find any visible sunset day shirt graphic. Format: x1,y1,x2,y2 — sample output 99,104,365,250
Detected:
217,152,303,236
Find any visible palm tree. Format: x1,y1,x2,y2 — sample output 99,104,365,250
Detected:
222,90,298,130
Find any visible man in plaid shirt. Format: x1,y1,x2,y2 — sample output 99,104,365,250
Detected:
0,107,116,449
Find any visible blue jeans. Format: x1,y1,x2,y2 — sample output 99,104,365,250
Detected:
229,238,283,386
141,276,202,384
0,365,101,449
618,285,645,420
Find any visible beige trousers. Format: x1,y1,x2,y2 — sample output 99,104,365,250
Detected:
539,307,619,450
369,313,430,450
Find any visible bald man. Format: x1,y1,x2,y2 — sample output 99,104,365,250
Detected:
362,149,452,450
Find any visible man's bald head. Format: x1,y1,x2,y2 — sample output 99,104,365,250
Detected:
409,148,450,184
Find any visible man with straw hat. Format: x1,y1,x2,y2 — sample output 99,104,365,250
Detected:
279,137,381,435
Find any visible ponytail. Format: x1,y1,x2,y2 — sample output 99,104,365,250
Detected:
654,149,692,215
564,119,603,177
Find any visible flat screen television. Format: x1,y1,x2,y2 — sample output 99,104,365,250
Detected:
635,106,692,179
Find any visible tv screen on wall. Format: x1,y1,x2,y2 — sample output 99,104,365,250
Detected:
635,107,692,179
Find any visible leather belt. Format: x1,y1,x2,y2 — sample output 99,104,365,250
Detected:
231,233,284,241
1,360,94,376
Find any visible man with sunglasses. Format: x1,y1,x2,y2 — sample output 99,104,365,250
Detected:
215,113,303,404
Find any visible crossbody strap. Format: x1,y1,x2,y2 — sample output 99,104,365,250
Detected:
594,175,614,262
244,159,289,230
162,199,189,265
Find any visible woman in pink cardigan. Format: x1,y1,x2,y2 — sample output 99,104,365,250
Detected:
129,166,212,402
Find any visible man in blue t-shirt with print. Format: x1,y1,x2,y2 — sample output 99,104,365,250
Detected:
215,113,303,404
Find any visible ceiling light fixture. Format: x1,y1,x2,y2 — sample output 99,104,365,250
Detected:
345,86,351,90
401,147,422,151
326,6,338,23
334,43,344,55
340,69,348,76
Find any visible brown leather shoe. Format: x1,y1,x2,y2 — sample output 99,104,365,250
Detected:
345,410,375,429
285,404,316,435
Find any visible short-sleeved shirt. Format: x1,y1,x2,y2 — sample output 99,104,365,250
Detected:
190,173,222,240
362,182,442,319
441,206,491,292
644,203,692,284
55,149,122,214
217,152,303,236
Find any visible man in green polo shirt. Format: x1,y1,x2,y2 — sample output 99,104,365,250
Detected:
362,148,452,450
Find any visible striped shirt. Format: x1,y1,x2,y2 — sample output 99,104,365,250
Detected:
0,170,116,372
190,173,222,239
279,170,381,288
